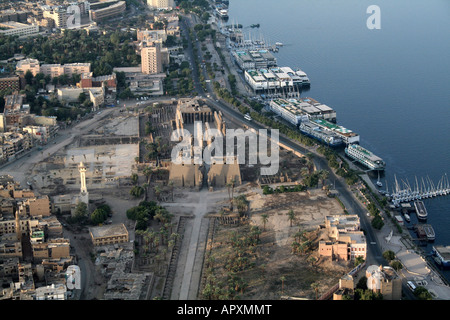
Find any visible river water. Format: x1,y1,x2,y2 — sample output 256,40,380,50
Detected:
226,0,450,280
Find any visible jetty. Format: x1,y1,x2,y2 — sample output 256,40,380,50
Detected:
390,173,450,206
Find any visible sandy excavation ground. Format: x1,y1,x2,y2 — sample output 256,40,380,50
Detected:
202,185,354,300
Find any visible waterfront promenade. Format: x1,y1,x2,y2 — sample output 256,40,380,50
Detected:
375,219,450,300
348,164,450,299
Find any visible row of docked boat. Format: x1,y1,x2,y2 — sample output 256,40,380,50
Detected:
389,174,450,206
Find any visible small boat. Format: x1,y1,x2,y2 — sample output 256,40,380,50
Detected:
404,213,411,223
423,224,435,241
376,171,383,188
414,200,428,221
275,42,283,46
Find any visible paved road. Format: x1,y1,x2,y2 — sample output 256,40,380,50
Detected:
183,11,388,268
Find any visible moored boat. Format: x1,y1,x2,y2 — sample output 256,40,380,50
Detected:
423,224,435,241
344,143,385,171
414,200,428,221
432,246,450,268
404,213,410,223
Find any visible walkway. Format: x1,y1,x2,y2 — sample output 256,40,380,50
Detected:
165,189,228,300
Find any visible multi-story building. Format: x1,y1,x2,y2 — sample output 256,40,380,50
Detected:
88,87,105,109
40,62,91,79
232,49,277,70
319,215,366,261
23,196,52,217
3,94,30,129
35,283,67,300
141,45,163,74
147,0,175,10
311,119,360,144
0,131,32,162
325,215,361,239
0,21,39,38
89,223,129,247
31,235,70,261
79,72,117,90
244,67,310,92
137,28,167,43
42,7,67,28
89,0,126,22
15,58,41,76
56,86,105,109
268,98,337,126
366,265,402,300
0,10,29,23
0,76,20,92
0,236,22,258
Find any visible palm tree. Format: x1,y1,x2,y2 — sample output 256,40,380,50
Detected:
261,213,268,231
294,229,305,243
250,225,261,243
300,167,309,178
306,152,314,163
143,166,152,183
154,185,162,201
280,276,286,295
142,183,149,201
287,209,295,227
291,241,299,254
153,237,160,253
319,169,329,187
311,282,320,300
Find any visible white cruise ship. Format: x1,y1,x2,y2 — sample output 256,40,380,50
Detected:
345,144,386,170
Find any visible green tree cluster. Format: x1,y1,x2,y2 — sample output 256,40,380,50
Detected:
126,200,163,231
262,184,306,195
90,204,112,225
18,30,139,77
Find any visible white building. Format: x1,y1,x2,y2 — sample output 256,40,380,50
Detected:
244,67,309,92
35,283,67,300
0,21,39,38
147,0,175,10
42,7,67,28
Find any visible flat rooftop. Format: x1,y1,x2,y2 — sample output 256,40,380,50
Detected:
347,144,383,161
326,214,360,225
434,246,450,260
313,119,358,137
90,223,128,239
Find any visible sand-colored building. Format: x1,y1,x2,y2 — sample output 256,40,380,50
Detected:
333,274,355,300
319,214,366,261
207,157,242,188
16,58,40,76
325,214,360,239
318,240,349,261
89,223,129,247
169,162,203,188
26,196,52,217
141,45,163,75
